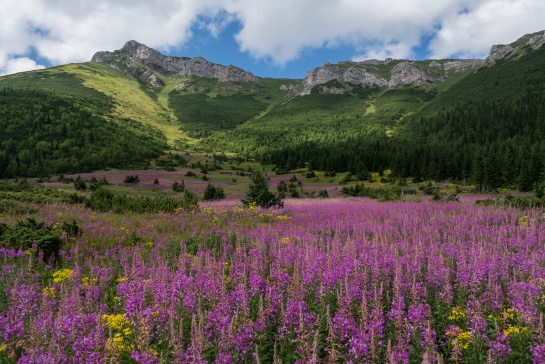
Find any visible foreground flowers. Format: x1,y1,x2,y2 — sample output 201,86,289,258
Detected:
0,198,544,362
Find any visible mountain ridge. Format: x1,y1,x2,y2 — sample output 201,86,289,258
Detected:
92,40,258,83
1,29,545,188
89,30,545,97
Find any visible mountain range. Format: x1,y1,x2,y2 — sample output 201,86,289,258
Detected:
1,30,545,190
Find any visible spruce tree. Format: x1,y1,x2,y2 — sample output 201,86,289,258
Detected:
242,170,283,209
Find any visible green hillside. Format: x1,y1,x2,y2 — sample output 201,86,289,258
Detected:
1,32,544,191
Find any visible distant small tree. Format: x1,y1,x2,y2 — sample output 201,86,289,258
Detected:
124,175,140,184
305,170,316,178
203,183,225,201
74,176,87,191
277,180,288,198
535,180,545,199
172,180,185,192
242,170,283,209
318,189,329,198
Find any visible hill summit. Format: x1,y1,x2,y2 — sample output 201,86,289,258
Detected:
92,40,257,83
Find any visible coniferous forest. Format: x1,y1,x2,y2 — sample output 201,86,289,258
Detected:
0,88,167,178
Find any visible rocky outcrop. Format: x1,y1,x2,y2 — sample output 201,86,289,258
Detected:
92,40,258,83
388,62,434,87
485,30,545,64
527,31,545,49
301,62,387,94
442,59,484,71
486,44,515,63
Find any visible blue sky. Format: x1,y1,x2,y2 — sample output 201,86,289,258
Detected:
177,19,369,79
1,0,544,77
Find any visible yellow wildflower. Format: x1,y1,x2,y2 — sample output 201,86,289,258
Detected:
42,287,55,298
24,249,36,256
446,327,472,350
504,325,530,339
52,269,73,284
248,201,257,211
276,215,291,220
448,307,466,321
503,307,526,321
145,241,154,248
106,334,133,353
281,237,290,245
82,277,98,288
0,343,6,352
102,314,131,331
102,313,134,353
457,330,472,350
116,277,128,283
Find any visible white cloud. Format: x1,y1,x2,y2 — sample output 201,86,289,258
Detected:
225,0,464,64
1,58,45,76
429,0,545,59
0,0,543,75
352,43,414,62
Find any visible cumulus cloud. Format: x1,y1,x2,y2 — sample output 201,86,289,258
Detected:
225,0,462,64
0,0,543,75
429,0,545,59
0,58,45,76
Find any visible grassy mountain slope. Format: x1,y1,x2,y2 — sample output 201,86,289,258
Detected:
1,31,544,185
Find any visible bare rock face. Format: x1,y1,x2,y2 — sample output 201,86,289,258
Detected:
301,62,387,94
388,62,434,87
528,31,545,49
486,44,515,63
319,85,347,94
92,40,257,83
442,59,484,72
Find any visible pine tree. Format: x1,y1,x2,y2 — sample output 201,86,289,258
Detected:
242,170,283,209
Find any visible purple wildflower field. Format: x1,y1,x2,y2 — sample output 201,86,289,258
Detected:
1,197,545,363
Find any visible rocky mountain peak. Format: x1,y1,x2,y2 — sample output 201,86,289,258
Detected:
300,62,387,95
91,41,257,83
389,62,435,87
486,30,545,63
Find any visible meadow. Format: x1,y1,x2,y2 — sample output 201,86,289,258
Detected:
1,192,545,363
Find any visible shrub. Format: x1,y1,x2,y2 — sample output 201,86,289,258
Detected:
86,187,197,213
535,181,545,199
123,175,140,184
172,180,185,192
203,183,225,201
0,218,64,261
74,176,87,191
318,189,329,198
89,177,109,191
340,173,353,184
